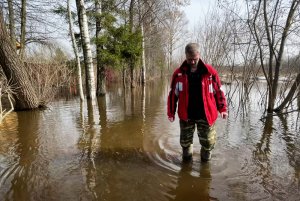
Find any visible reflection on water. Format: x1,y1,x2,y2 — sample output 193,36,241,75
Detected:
0,79,300,201
169,162,216,201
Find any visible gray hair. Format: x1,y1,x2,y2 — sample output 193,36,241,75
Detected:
185,43,200,55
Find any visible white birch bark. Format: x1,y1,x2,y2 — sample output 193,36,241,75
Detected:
138,0,146,84
141,23,146,84
76,0,96,100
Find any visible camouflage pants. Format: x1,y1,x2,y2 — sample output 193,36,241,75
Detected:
179,119,216,151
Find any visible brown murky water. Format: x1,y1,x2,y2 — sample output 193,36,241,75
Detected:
0,79,299,201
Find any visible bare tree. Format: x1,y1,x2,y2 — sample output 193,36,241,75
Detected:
1,0,72,58
215,0,300,113
142,0,167,77
194,6,233,68
246,0,300,112
132,0,189,77
0,9,40,110
25,53,73,105
162,1,188,71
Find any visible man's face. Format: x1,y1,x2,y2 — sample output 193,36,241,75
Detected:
186,52,200,68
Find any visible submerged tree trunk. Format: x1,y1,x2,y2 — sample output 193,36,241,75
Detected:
247,0,300,112
122,67,126,87
95,0,106,96
67,0,84,101
75,0,96,100
274,73,300,112
266,0,300,112
0,10,39,110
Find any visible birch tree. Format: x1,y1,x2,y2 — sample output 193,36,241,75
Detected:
75,0,96,100
137,0,146,84
140,0,168,77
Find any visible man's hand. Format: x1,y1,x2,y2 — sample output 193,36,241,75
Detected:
220,112,228,119
168,117,175,122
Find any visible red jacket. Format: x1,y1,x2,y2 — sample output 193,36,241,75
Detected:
167,59,227,126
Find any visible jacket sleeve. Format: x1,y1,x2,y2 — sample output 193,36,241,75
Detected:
167,72,178,119
212,73,227,113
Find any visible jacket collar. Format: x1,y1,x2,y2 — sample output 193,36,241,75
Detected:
179,59,210,74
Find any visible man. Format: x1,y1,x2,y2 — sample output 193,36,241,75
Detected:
167,43,228,162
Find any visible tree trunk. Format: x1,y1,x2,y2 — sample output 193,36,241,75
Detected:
297,88,300,110
96,60,106,96
265,1,274,112
97,96,107,129
137,0,146,84
267,0,300,112
95,0,106,96
67,0,84,101
75,0,96,100
130,63,135,88
0,10,39,110
122,67,126,87
129,0,135,88
7,0,16,47
140,23,146,84
274,73,300,112
19,0,26,58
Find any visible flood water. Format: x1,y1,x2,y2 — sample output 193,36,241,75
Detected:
0,79,300,201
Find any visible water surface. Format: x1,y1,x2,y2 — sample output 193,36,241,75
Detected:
0,80,299,201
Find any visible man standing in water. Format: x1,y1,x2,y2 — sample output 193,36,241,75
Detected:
167,43,228,162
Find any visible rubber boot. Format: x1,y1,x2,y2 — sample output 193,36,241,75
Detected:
201,147,211,162
182,144,193,161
